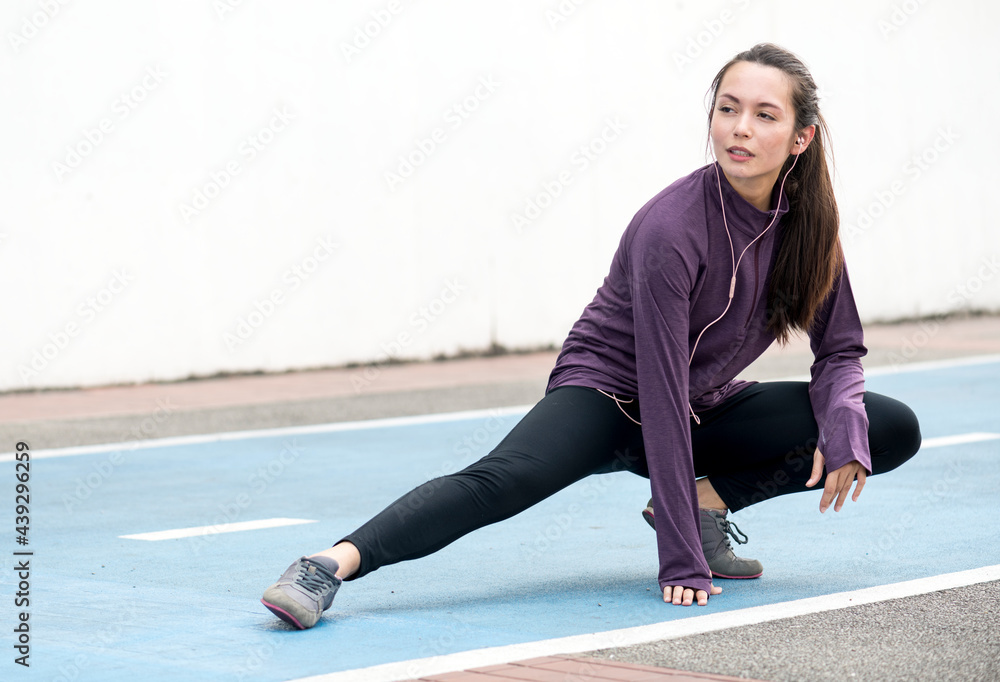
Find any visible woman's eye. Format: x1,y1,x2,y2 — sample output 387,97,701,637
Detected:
759,112,775,121
718,105,734,113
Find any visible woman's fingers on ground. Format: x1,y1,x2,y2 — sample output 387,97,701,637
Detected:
663,585,718,605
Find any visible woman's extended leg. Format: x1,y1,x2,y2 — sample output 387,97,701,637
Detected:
337,385,645,580
261,386,645,628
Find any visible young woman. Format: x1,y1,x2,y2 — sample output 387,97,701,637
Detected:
261,43,922,629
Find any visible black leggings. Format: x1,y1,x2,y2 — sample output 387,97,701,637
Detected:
341,382,921,580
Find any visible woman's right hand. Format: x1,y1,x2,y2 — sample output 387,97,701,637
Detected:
663,583,722,606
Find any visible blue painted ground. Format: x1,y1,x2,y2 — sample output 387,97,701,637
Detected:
1,361,998,681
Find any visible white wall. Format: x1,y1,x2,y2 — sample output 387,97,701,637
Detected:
2,0,997,392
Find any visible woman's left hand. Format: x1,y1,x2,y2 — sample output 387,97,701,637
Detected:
804,448,867,513
662,583,722,606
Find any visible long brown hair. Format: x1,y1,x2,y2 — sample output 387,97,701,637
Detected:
707,43,843,345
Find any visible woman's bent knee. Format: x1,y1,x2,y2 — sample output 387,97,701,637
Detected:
867,392,922,475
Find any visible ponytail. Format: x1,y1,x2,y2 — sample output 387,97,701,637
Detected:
768,112,843,344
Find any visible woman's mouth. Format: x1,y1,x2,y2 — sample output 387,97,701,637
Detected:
727,147,753,161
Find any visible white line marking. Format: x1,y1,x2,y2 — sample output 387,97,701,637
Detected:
0,405,533,462
749,352,1000,383
289,564,1000,682
921,432,999,448
3,351,998,463
865,352,1000,376
119,517,316,541
4,423,995,465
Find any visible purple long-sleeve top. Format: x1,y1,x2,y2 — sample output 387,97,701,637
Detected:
546,162,870,593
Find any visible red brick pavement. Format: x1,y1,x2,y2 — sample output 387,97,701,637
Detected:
401,655,767,681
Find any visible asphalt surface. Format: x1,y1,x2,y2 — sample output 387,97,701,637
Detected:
589,581,1000,682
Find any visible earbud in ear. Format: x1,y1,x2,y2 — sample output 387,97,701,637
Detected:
797,137,804,146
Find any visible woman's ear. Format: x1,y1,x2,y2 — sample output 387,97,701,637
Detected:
792,125,817,155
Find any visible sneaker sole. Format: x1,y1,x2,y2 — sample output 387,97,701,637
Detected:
710,570,762,580
260,598,308,630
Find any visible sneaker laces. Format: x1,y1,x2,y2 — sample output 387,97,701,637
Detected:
295,559,338,596
715,515,749,549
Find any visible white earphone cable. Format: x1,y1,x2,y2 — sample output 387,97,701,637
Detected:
686,142,803,424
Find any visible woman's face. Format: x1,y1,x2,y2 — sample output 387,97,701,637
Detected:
710,61,804,208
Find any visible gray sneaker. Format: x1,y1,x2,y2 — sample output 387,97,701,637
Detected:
261,555,342,629
643,499,763,579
